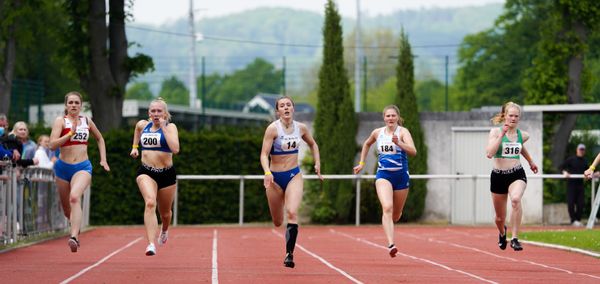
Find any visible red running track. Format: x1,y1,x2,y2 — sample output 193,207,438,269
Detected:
1,225,598,283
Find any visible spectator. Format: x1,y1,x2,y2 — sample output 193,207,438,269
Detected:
6,121,38,167
561,144,588,227
34,134,56,169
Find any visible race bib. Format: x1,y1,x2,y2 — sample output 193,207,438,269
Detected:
379,142,397,154
70,128,89,143
141,132,162,148
281,136,300,151
501,142,521,157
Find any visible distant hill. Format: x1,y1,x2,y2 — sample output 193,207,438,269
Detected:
127,4,503,93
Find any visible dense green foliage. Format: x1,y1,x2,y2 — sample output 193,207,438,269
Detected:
158,76,189,106
87,127,270,225
204,58,283,105
126,82,154,100
394,31,427,221
311,1,358,224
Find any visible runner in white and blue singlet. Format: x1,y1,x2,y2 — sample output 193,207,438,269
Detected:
354,105,416,258
260,95,323,269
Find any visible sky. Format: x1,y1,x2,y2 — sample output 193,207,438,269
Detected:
131,0,504,25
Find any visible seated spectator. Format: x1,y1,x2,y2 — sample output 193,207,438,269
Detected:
34,134,55,169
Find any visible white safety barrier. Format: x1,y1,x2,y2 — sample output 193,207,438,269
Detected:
176,174,596,227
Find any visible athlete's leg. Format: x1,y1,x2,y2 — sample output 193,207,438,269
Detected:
157,185,176,232
266,182,285,227
56,178,71,219
68,171,91,239
137,175,159,245
508,180,526,239
284,174,303,224
492,193,508,234
376,179,395,246
392,189,409,222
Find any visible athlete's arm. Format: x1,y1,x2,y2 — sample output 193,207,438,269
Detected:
88,118,110,171
486,127,504,159
162,121,180,154
260,123,277,188
353,129,378,174
130,120,145,158
300,123,322,180
49,117,69,151
397,128,417,156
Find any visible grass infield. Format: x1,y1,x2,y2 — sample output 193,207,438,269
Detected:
520,229,600,254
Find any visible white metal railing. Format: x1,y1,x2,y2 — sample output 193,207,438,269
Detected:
175,174,597,227
0,162,85,245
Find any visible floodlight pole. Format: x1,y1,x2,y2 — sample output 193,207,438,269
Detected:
354,0,361,112
188,0,198,108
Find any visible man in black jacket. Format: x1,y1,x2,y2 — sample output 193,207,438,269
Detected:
561,144,588,227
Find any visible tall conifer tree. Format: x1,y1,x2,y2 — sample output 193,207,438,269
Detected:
313,0,357,223
395,29,427,221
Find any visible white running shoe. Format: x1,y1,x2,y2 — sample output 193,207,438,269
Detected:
145,243,156,256
158,230,168,245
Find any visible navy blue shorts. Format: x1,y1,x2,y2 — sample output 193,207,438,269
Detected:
54,159,92,182
376,170,410,190
272,166,300,191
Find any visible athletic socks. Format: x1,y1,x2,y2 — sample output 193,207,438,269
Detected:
285,223,298,254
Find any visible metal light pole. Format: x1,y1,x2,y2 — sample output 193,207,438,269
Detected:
188,0,198,108
354,0,362,113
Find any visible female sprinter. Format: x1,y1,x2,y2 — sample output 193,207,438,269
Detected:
485,101,538,251
130,98,179,256
260,96,323,268
353,105,416,258
49,91,110,253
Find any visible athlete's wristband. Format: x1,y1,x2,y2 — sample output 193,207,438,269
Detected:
589,165,596,171
264,171,272,176
359,161,365,166
132,144,139,149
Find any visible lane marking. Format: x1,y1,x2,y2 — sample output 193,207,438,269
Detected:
60,237,143,284
212,229,218,284
331,229,497,284
271,229,363,284
402,231,600,280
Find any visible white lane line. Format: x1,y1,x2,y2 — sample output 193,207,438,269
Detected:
212,229,219,284
60,237,143,284
331,229,498,284
271,229,363,284
402,232,600,280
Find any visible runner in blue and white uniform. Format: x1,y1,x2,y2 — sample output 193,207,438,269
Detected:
130,98,180,256
260,96,323,268
486,101,538,251
354,105,416,258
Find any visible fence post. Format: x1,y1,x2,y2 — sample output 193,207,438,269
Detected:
239,177,245,226
472,175,477,225
10,166,17,243
355,176,361,226
174,183,178,226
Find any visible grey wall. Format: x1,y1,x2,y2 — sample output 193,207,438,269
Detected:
295,109,544,224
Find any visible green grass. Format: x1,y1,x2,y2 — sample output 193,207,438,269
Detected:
520,229,600,254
